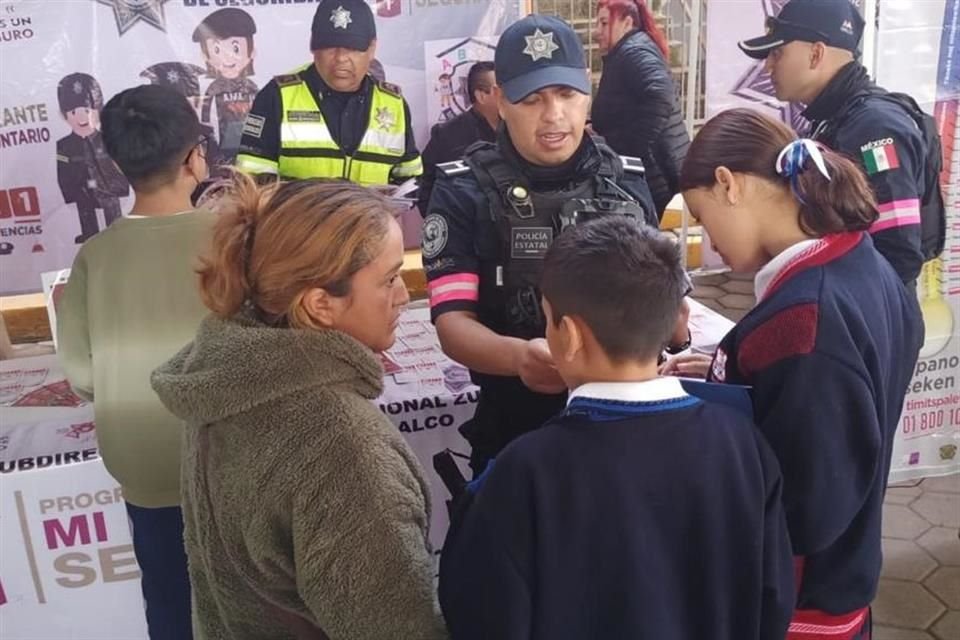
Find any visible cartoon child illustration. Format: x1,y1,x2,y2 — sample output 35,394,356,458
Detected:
435,72,458,120
140,62,226,175
436,72,454,109
55,72,130,244
192,8,258,164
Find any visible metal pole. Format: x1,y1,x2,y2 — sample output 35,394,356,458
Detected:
680,0,702,271
860,0,879,77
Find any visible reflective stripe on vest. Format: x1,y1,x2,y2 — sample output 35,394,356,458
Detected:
236,153,280,175
276,76,410,185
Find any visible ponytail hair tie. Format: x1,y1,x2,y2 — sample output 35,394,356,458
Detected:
775,139,831,204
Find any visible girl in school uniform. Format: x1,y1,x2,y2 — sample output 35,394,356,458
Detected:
665,108,923,640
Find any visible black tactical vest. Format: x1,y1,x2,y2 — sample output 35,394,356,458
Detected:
464,141,648,338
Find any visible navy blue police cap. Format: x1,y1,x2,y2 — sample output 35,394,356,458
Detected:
495,14,590,104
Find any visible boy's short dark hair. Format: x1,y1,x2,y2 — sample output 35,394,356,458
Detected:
100,85,204,192
541,217,687,362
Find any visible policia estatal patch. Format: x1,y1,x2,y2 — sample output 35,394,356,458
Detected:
511,227,553,259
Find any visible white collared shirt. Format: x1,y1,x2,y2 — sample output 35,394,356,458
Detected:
754,239,820,302
567,377,689,405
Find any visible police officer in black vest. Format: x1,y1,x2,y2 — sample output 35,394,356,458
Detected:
423,15,689,476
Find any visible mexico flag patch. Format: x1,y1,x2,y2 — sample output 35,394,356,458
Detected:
860,138,900,174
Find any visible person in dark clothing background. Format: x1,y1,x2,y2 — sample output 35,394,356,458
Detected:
417,61,499,216
739,0,943,286
591,0,690,217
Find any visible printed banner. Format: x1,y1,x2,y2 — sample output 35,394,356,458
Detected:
0,354,86,408
0,0,521,295
378,303,478,552
1,408,97,475
883,0,960,482
0,458,147,639
423,35,497,126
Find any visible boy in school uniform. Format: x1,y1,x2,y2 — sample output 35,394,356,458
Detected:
438,216,795,640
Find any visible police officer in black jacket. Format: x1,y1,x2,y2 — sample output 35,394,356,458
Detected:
417,61,499,216
740,0,944,286
423,15,688,476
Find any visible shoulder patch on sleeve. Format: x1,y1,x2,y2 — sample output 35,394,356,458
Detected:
620,155,646,174
421,213,449,259
378,80,402,97
438,160,470,177
274,74,301,88
242,114,266,139
858,137,901,175
738,303,819,377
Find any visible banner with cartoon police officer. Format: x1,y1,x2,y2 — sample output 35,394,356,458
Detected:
54,72,129,245
0,0,521,297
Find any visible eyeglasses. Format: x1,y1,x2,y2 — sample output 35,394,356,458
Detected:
765,16,831,43
184,134,210,165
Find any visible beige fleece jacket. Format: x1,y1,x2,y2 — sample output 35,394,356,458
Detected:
151,310,447,640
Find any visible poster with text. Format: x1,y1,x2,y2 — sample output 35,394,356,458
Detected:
0,0,521,295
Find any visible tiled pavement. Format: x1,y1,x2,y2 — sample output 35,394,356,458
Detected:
691,272,960,639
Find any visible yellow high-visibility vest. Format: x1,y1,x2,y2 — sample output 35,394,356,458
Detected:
236,68,422,185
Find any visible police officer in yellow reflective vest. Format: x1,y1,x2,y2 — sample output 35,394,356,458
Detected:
235,0,422,185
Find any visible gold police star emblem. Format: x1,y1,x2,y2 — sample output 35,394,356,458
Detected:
523,28,559,61
375,107,396,131
94,0,170,36
330,5,352,30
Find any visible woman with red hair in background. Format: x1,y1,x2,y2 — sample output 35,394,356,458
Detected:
592,0,690,217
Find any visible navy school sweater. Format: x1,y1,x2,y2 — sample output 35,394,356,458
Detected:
438,377,795,640
709,232,923,639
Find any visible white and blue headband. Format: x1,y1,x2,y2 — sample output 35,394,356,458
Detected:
775,138,831,204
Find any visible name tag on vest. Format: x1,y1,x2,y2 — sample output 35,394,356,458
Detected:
511,227,553,259
287,111,323,122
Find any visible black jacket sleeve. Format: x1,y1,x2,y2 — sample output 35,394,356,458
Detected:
618,39,675,159
439,450,534,640
236,81,282,169
417,123,445,215
833,104,925,283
